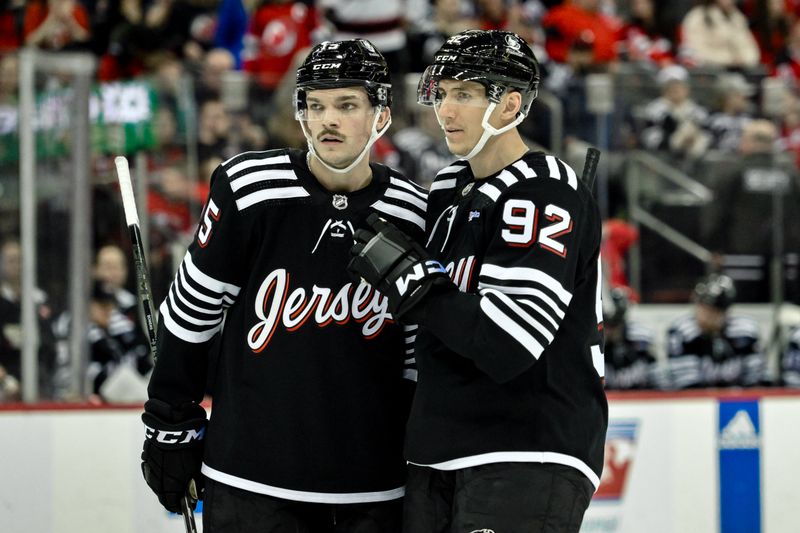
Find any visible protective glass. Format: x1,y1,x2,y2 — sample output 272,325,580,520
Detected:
417,65,492,109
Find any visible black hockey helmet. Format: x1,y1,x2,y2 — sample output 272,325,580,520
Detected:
693,274,736,310
418,30,540,115
295,39,391,118
604,288,630,327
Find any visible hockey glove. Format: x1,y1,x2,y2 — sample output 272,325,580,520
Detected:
348,213,451,319
141,399,206,514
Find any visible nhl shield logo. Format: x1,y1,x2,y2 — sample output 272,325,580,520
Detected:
461,183,474,197
332,194,348,210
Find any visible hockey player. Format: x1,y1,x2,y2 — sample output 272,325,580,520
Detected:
349,30,607,533
667,273,765,389
783,327,800,387
139,39,427,532
603,288,660,390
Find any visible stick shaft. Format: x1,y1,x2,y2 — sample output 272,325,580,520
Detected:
581,147,601,190
115,156,197,533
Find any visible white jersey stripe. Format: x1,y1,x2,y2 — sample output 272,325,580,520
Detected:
480,297,544,360
563,161,578,190
202,464,405,504
411,451,600,490
512,160,537,179
478,282,565,319
389,177,427,199
437,163,467,175
496,169,518,187
384,187,427,211
430,178,457,192
371,200,425,230
184,252,242,297
517,298,560,329
230,169,298,192
225,154,291,176
482,288,555,343
166,291,223,327
172,280,223,317
160,301,221,343
546,155,561,183
480,263,572,305
236,187,310,210
477,182,502,201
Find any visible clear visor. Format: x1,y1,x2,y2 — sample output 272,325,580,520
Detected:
417,65,493,109
295,88,377,123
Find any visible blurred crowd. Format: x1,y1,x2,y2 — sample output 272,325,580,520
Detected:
1,0,800,401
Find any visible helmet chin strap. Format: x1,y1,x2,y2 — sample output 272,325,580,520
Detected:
438,103,525,161
301,107,391,174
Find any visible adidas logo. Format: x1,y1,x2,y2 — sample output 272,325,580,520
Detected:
719,410,759,450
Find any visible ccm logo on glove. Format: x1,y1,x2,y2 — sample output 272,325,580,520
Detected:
144,425,206,445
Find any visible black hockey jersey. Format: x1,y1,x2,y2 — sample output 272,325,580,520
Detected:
147,149,427,503
666,314,764,388
604,322,659,390
406,152,608,490
783,327,800,387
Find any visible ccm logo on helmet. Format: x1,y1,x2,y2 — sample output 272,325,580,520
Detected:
436,55,458,62
144,424,206,444
313,63,341,70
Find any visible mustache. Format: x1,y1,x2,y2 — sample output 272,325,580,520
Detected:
317,130,344,141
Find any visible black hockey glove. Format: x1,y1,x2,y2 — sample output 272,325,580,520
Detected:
348,213,452,319
141,399,207,514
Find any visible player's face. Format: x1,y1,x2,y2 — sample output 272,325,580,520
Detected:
302,87,384,169
433,79,493,157
695,303,726,334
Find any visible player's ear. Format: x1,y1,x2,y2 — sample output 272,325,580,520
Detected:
501,91,522,120
377,106,391,131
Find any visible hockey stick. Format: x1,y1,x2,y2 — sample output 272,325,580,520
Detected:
115,156,199,533
582,147,601,190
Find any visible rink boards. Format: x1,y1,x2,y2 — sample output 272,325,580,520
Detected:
1,390,799,533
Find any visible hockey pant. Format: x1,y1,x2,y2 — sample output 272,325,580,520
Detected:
402,462,594,533
203,477,402,533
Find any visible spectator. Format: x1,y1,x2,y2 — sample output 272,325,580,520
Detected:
640,64,712,161
706,73,755,153
0,0,26,53
24,0,91,51
319,0,406,72
0,239,57,401
782,326,800,386
214,0,248,68
54,279,151,403
195,48,236,106
93,244,137,318
679,0,760,68
602,218,640,299
542,0,622,65
617,0,675,66
242,0,317,94
667,274,766,389
603,288,660,390
704,119,800,302
774,18,800,89
408,0,478,70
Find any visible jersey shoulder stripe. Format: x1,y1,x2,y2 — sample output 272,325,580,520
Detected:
369,168,429,232
476,153,578,203
220,149,311,211
430,161,468,192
